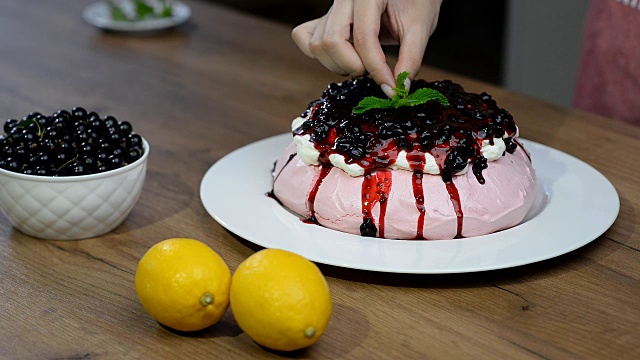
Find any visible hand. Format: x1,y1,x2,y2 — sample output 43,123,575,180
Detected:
292,0,442,98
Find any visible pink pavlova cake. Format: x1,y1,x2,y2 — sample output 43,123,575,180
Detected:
270,74,536,240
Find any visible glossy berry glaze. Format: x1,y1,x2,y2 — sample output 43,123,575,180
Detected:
273,77,521,239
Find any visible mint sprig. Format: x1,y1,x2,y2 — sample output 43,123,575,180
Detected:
134,0,155,19
393,71,410,98
109,0,173,22
109,3,129,22
352,71,449,114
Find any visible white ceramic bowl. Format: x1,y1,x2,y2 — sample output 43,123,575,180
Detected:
0,138,149,240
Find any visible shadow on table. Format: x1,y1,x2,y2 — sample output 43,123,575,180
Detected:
230,231,621,289
159,309,242,338
157,301,368,358
109,167,195,233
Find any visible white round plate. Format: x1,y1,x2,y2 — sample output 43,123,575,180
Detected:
83,1,190,32
200,134,620,274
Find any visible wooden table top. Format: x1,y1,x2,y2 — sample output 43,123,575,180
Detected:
1,1,639,358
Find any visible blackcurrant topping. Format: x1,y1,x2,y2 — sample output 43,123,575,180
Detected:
294,77,518,183
1,109,144,176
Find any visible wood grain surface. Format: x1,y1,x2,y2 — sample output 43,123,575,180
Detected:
0,1,638,359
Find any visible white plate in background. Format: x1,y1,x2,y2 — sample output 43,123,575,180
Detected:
83,1,190,32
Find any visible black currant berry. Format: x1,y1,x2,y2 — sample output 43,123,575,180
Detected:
3,119,19,133
72,107,87,122
119,121,133,134
104,116,118,129
107,155,123,169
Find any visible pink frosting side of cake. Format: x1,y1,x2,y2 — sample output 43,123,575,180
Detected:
273,142,537,240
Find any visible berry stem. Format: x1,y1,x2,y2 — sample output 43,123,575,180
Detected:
17,119,42,137
56,155,78,173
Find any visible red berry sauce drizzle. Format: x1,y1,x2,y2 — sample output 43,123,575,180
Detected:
304,165,332,224
266,153,296,206
360,170,392,237
272,77,519,239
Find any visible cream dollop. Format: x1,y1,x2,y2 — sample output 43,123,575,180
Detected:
390,150,439,174
329,154,365,176
481,138,507,161
291,116,306,131
293,134,320,166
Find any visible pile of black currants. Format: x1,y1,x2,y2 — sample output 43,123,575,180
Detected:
0,107,144,176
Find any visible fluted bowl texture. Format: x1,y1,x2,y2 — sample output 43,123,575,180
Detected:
0,138,149,240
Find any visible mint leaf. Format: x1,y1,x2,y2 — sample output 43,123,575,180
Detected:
109,1,174,22
352,72,449,114
393,71,410,98
390,96,406,109
134,0,155,19
352,97,393,114
16,119,36,129
404,88,449,107
160,3,173,18
109,3,129,22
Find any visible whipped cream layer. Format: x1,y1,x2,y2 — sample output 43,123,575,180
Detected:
292,116,519,177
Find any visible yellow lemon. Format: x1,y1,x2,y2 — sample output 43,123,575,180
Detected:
230,248,332,351
135,238,231,332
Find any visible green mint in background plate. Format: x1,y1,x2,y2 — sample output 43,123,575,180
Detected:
109,0,173,22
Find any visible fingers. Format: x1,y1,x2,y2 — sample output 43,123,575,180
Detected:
309,15,351,75
352,0,396,93
292,19,320,58
313,2,367,76
291,2,366,77
292,16,347,75
393,29,429,83
292,0,442,101
390,0,443,87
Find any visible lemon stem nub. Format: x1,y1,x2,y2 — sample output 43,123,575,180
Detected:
200,292,214,307
304,327,316,338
